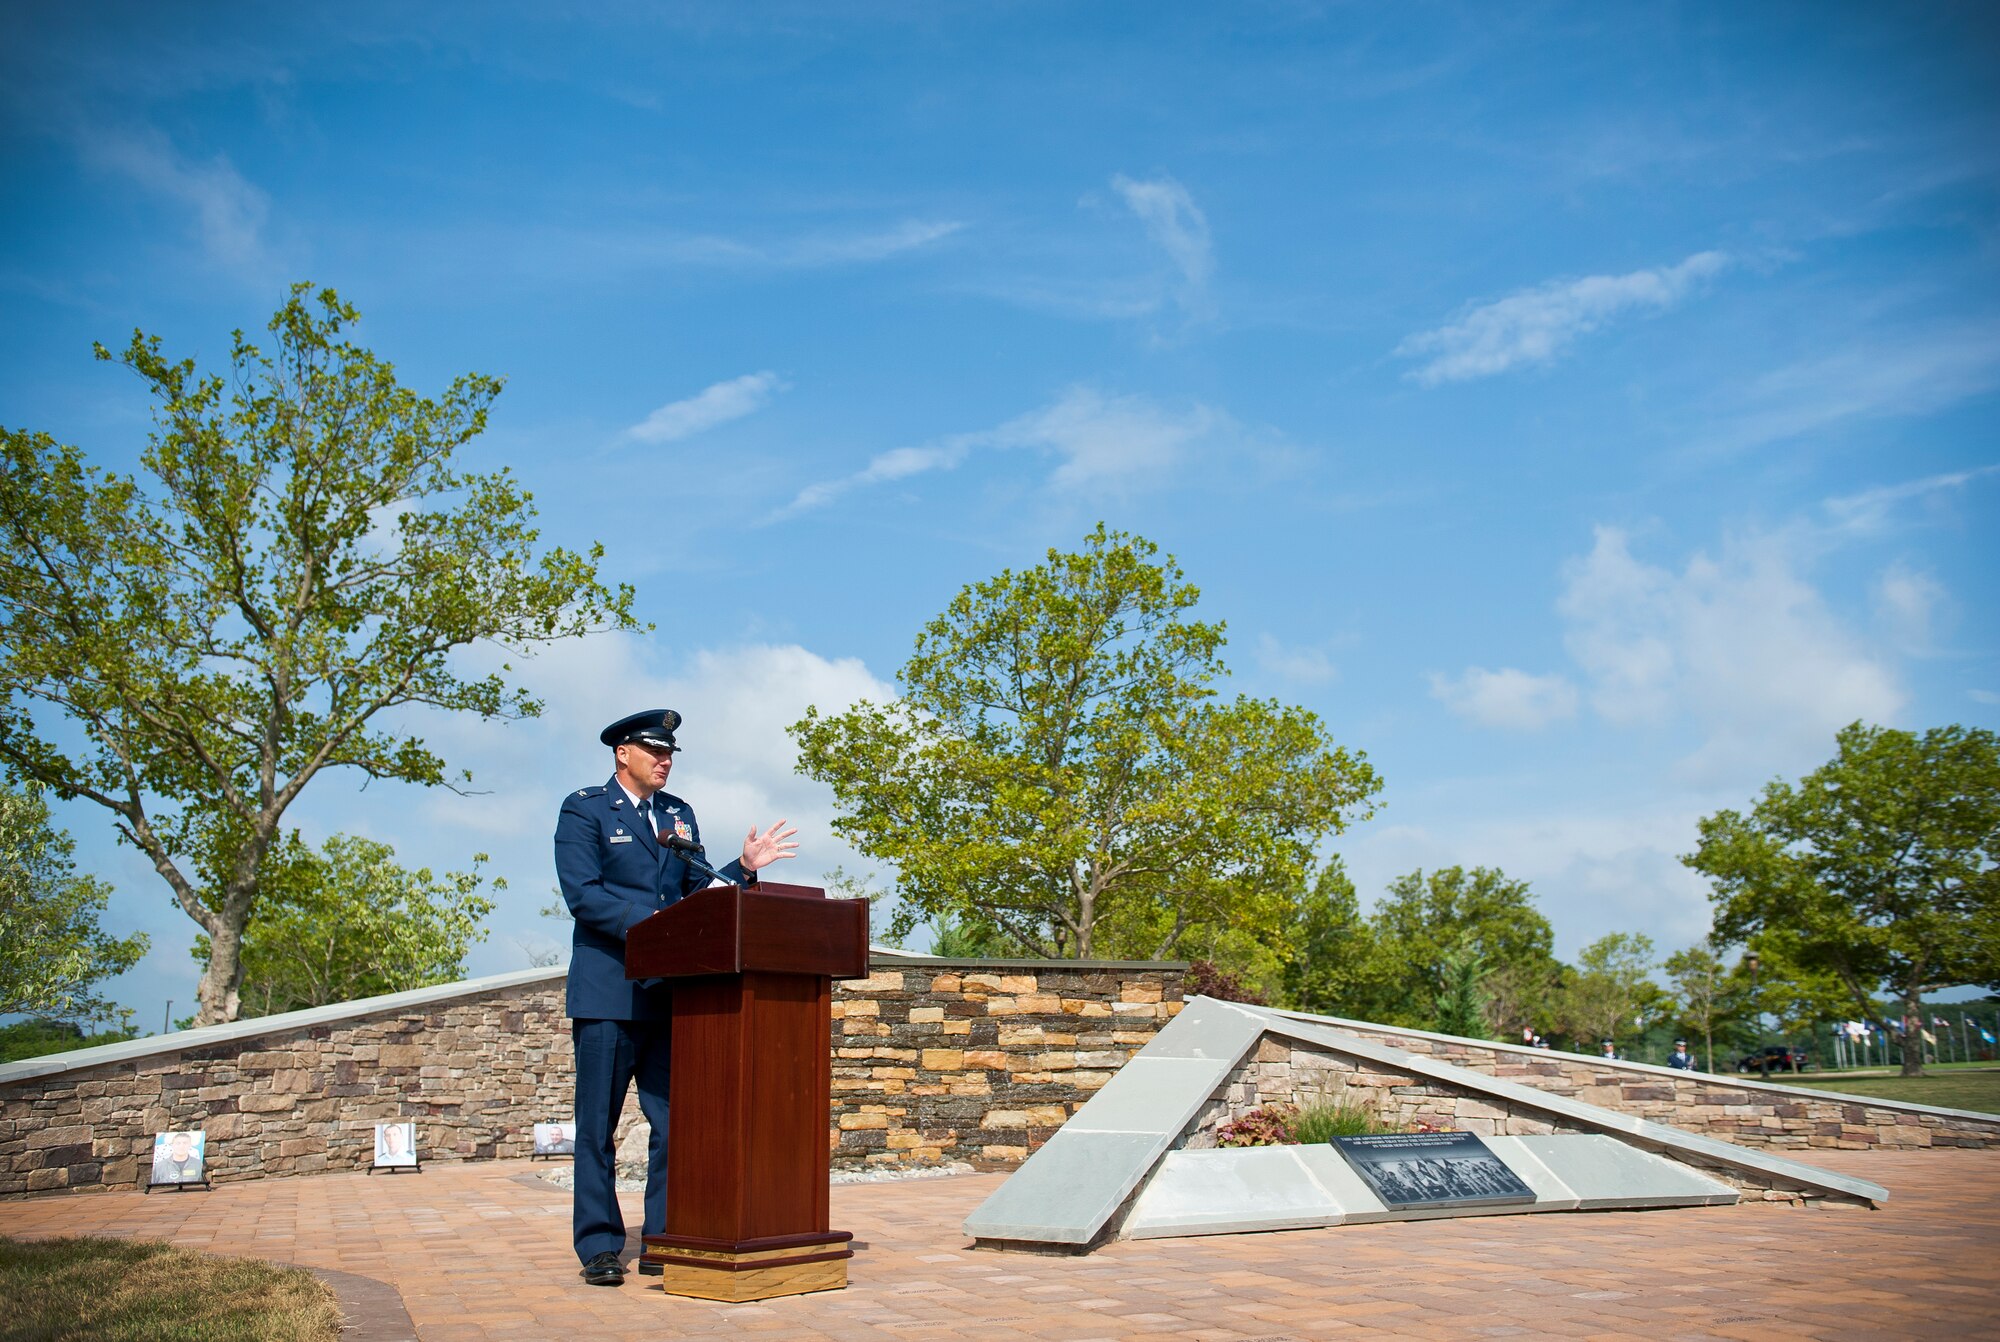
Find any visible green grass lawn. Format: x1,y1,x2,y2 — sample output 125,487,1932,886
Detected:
1781,1068,2000,1114
0,1237,340,1342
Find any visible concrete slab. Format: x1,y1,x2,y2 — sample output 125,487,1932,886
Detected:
1118,1135,1730,1242
1126,996,1266,1061
1481,1134,1581,1212
961,1129,1168,1244
1062,1057,1235,1134
1514,1134,1737,1209
1121,1146,1345,1239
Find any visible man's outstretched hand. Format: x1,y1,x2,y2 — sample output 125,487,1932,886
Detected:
741,820,799,872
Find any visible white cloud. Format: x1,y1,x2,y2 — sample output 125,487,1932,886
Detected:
1016,386,1220,488
326,633,900,972
1428,667,1579,730
1970,690,2000,706
1557,525,1904,780
1256,634,1340,685
1873,563,1946,652
618,219,963,270
78,125,274,277
1709,323,2000,455
626,371,784,444
1397,251,1728,384
1341,803,1717,960
1111,172,1213,318
1823,463,2000,536
776,386,1230,518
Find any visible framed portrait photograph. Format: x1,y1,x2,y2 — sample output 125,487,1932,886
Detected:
372,1121,418,1171
147,1129,208,1190
532,1121,576,1157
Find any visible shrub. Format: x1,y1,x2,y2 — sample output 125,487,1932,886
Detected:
1186,959,1267,1005
1214,1103,1297,1146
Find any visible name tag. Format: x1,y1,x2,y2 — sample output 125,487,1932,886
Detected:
609,834,634,844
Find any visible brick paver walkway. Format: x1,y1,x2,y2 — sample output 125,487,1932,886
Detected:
3,1149,1996,1340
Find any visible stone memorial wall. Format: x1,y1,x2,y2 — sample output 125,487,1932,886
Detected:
1308,1017,2000,1152
0,958,1183,1197
1192,1033,1870,1205
10,969,1997,1200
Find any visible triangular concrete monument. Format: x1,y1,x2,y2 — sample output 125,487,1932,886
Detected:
964,997,1886,1251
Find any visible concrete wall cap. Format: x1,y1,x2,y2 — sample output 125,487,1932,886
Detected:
1274,1007,2000,1126
0,966,566,1086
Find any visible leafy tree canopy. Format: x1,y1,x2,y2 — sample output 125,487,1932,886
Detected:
1560,931,1661,1048
1363,865,1559,1029
1685,721,2000,1076
1662,943,1740,1073
792,525,1381,959
0,786,148,1022
1272,859,1393,1016
0,285,638,1023
197,833,500,1018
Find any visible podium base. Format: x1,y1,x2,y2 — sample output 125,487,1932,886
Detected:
641,1231,853,1302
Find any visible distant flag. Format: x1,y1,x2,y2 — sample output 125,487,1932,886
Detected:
1983,1029,1995,1044
1933,1015,1951,1028
1922,1030,1936,1045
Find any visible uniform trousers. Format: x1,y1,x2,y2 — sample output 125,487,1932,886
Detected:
571,1016,672,1263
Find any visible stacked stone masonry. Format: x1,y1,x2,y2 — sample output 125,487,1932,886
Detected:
1198,1034,1882,1206
0,961,1183,1197
1321,1021,2000,1153
0,986,575,1196
831,965,1183,1168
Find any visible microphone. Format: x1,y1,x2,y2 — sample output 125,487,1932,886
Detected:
663,832,732,887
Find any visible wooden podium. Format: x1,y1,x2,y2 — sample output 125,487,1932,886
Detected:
625,880,869,1302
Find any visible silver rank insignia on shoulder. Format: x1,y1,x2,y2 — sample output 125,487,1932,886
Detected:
577,789,590,797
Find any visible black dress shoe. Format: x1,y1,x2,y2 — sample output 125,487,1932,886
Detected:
580,1251,626,1286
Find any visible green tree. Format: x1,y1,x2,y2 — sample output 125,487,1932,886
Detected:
1429,937,1490,1039
1662,943,1735,1072
1481,957,1567,1044
1365,866,1559,1030
1275,859,1396,1016
791,526,1381,959
1740,930,1857,1054
197,833,500,1018
1561,932,1660,1051
1685,722,2000,1076
0,1016,144,1063
0,786,148,1022
0,286,636,1024
928,914,1024,958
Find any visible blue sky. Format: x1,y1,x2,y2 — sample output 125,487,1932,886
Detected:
3,3,1997,1029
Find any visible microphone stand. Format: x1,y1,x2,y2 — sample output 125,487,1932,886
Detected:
665,834,749,888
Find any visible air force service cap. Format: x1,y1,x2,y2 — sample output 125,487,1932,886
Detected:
600,708,682,752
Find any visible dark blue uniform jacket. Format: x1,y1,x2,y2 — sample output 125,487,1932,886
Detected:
554,778,747,1020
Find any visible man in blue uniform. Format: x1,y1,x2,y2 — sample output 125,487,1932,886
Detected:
555,708,798,1286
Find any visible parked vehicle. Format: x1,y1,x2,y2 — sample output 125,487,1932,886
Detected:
1736,1045,1811,1074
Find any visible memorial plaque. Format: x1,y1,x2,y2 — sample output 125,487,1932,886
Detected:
1330,1132,1535,1211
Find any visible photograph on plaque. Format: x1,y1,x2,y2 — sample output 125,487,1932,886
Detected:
373,1121,418,1168
148,1129,207,1186
1330,1132,1536,1211
532,1121,576,1156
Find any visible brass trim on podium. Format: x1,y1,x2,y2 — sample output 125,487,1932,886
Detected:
641,1230,853,1302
